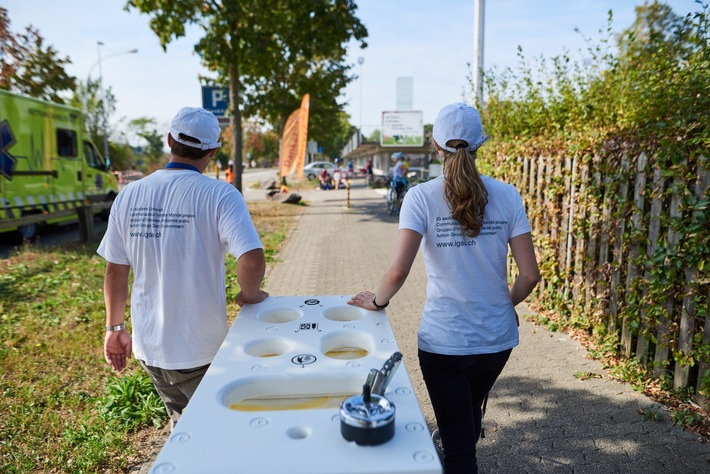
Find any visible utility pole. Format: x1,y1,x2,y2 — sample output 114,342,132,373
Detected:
358,56,364,144
473,0,485,108
96,41,108,162
93,43,138,163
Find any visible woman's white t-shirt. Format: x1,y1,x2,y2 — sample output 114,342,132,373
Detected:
97,169,263,369
399,175,531,355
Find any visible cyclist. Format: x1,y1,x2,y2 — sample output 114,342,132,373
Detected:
392,152,408,199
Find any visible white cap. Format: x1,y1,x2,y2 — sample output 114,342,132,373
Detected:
169,107,222,150
432,103,490,153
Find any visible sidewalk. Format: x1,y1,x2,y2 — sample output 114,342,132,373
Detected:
263,179,710,473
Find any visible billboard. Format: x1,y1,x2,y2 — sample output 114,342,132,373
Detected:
381,111,423,147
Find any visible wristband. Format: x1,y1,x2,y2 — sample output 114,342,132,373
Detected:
106,323,126,332
372,297,389,310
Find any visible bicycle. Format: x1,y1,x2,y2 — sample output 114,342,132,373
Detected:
385,176,407,215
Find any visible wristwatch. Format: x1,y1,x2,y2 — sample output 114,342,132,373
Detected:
106,323,126,332
372,297,389,310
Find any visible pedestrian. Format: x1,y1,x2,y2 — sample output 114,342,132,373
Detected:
348,103,540,474
215,158,222,179
333,168,342,190
225,160,234,185
319,167,332,190
97,107,268,430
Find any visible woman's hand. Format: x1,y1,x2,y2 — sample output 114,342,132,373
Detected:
348,290,379,310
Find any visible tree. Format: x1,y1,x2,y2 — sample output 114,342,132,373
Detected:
0,7,76,103
126,0,367,191
70,77,117,150
613,1,709,136
108,142,137,172
127,117,166,168
320,110,357,158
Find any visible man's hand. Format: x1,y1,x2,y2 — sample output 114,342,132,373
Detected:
236,289,269,307
104,330,132,372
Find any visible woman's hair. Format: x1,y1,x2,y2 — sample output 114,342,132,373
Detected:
440,139,488,238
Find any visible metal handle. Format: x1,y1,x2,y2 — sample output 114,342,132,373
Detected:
372,352,402,395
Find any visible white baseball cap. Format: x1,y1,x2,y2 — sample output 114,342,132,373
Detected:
169,107,222,150
432,103,490,153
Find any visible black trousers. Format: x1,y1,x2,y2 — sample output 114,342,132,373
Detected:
419,348,512,474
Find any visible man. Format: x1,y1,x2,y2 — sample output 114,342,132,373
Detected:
98,107,268,428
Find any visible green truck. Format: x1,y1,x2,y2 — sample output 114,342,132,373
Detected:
0,89,119,240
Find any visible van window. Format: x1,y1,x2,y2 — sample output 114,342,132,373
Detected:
84,141,107,171
57,129,78,157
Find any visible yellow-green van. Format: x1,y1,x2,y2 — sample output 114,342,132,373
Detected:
0,89,119,239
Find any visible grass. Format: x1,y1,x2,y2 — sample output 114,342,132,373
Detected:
0,200,304,473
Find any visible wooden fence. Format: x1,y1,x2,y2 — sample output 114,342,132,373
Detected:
495,150,710,408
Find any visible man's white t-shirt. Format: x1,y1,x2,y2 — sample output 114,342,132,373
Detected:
399,175,531,355
97,169,263,369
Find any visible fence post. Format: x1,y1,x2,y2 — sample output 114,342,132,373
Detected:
609,154,631,335
654,168,686,378
636,165,664,363
621,152,647,358
563,155,576,301
585,158,602,316
573,161,588,305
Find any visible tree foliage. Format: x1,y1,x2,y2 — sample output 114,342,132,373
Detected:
126,0,367,189
482,0,709,153
70,77,117,148
0,7,76,103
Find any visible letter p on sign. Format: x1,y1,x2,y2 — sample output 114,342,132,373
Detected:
212,89,225,105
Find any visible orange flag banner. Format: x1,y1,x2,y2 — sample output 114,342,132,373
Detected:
295,93,310,180
279,94,310,179
279,109,300,178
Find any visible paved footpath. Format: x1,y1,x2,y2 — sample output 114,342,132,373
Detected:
259,180,710,473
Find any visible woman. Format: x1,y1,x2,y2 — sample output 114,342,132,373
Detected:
348,103,539,473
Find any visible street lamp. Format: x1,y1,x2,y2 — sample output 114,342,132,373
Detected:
357,56,364,144
93,41,138,162
473,0,485,108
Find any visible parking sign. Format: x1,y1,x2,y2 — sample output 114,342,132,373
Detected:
201,86,229,116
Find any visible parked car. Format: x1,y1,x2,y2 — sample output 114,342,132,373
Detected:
303,161,336,180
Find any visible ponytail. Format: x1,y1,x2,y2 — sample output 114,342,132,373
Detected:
441,140,488,238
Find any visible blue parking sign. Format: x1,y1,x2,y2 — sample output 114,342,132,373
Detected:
201,86,230,116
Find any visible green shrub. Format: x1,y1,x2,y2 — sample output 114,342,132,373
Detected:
97,372,167,430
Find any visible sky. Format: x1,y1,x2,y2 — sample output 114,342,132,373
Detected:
3,0,702,143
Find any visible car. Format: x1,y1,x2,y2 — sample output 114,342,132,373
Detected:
303,161,336,180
